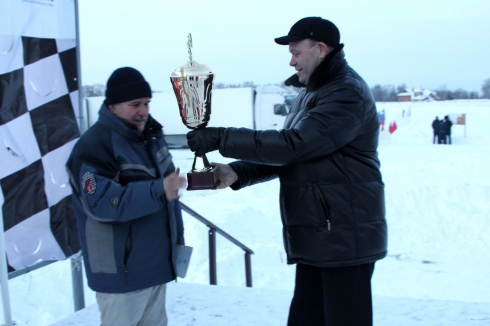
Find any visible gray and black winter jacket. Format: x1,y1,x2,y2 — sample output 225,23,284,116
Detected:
66,106,184,293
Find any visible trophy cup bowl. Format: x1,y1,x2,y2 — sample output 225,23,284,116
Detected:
170,60,218,190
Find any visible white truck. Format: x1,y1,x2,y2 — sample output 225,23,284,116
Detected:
81,85,298,148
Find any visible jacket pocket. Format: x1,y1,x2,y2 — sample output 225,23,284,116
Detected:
85,217,117,273
313,183,331,231
281,183,326,228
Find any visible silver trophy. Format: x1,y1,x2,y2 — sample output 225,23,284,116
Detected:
170,33,217,190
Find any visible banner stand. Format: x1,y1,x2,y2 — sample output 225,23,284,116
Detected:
0,192,13,326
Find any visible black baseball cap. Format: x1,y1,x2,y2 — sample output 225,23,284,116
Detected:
274,17,340,46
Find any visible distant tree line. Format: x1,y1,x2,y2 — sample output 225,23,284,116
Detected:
481,78,490,99
82,78,490,100
370,78,490,102
81,81,258,97
433,87,479,101
82,83,105,97
370,84,406,102
214,81,255,89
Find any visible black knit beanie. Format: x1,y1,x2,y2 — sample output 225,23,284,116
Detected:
105,67,152,105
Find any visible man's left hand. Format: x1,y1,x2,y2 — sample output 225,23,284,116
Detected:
186,127,225,156
163,168,187,200
211,162,238,189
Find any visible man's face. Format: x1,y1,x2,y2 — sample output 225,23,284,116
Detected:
109,97,150,132
289,39,323,85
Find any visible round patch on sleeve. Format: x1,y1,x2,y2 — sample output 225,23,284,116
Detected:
82,172,97,195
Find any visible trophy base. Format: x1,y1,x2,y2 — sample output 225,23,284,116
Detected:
186,167,218,190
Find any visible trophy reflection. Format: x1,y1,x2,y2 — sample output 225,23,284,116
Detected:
170,33,218,190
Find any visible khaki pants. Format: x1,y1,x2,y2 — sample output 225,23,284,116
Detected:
96,284,168,326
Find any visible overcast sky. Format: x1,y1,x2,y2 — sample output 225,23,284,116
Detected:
77,0,490,93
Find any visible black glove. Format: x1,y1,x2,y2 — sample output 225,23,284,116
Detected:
186,127,225,156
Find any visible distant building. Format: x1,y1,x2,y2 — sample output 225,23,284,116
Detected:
397,88,440,102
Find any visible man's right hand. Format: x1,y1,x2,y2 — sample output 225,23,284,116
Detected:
211,163,238,189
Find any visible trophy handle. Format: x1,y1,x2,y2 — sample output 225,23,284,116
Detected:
192,154,213,172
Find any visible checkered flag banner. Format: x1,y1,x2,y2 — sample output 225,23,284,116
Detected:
0,0,81,271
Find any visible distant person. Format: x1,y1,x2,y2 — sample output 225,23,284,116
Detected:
66,67,187,326
186,17,387,326
432,116,440,144
444,115,453,144
438,119,447,144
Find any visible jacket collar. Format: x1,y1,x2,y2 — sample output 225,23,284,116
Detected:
284,43,345,92
98,105,162,141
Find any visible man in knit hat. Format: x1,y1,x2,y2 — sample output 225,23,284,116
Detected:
186,17,386,325
67,67,187,325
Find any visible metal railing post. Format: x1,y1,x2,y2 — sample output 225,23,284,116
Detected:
209,228,217,285
180,202,254,287
71,256,85,311
245,252,252,287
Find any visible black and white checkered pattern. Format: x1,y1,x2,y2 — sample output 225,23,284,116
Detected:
0,32,81,270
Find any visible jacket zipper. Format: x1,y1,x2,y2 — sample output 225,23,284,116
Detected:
123,265,128,285
316,187,331,231
123,226,133,285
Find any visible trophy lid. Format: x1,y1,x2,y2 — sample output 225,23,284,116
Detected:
170,33,213,78
171,61,213,78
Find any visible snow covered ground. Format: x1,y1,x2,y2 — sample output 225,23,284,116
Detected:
2,99,490,325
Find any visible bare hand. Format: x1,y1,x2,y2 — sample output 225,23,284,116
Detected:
163,168,187,200
211,163,238,189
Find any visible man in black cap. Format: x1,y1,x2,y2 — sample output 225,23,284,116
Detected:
186,17,386,325
66,67,187,325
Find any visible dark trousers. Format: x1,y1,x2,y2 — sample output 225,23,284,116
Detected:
287,262,375,326
438,131,447,144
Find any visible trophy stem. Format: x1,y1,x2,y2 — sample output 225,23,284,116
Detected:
192,155,213,172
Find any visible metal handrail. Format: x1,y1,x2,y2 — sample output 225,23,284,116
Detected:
8,257,85,312
180,202,254,287
5,201,254,320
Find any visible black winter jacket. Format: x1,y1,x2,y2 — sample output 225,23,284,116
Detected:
220,45,387,267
